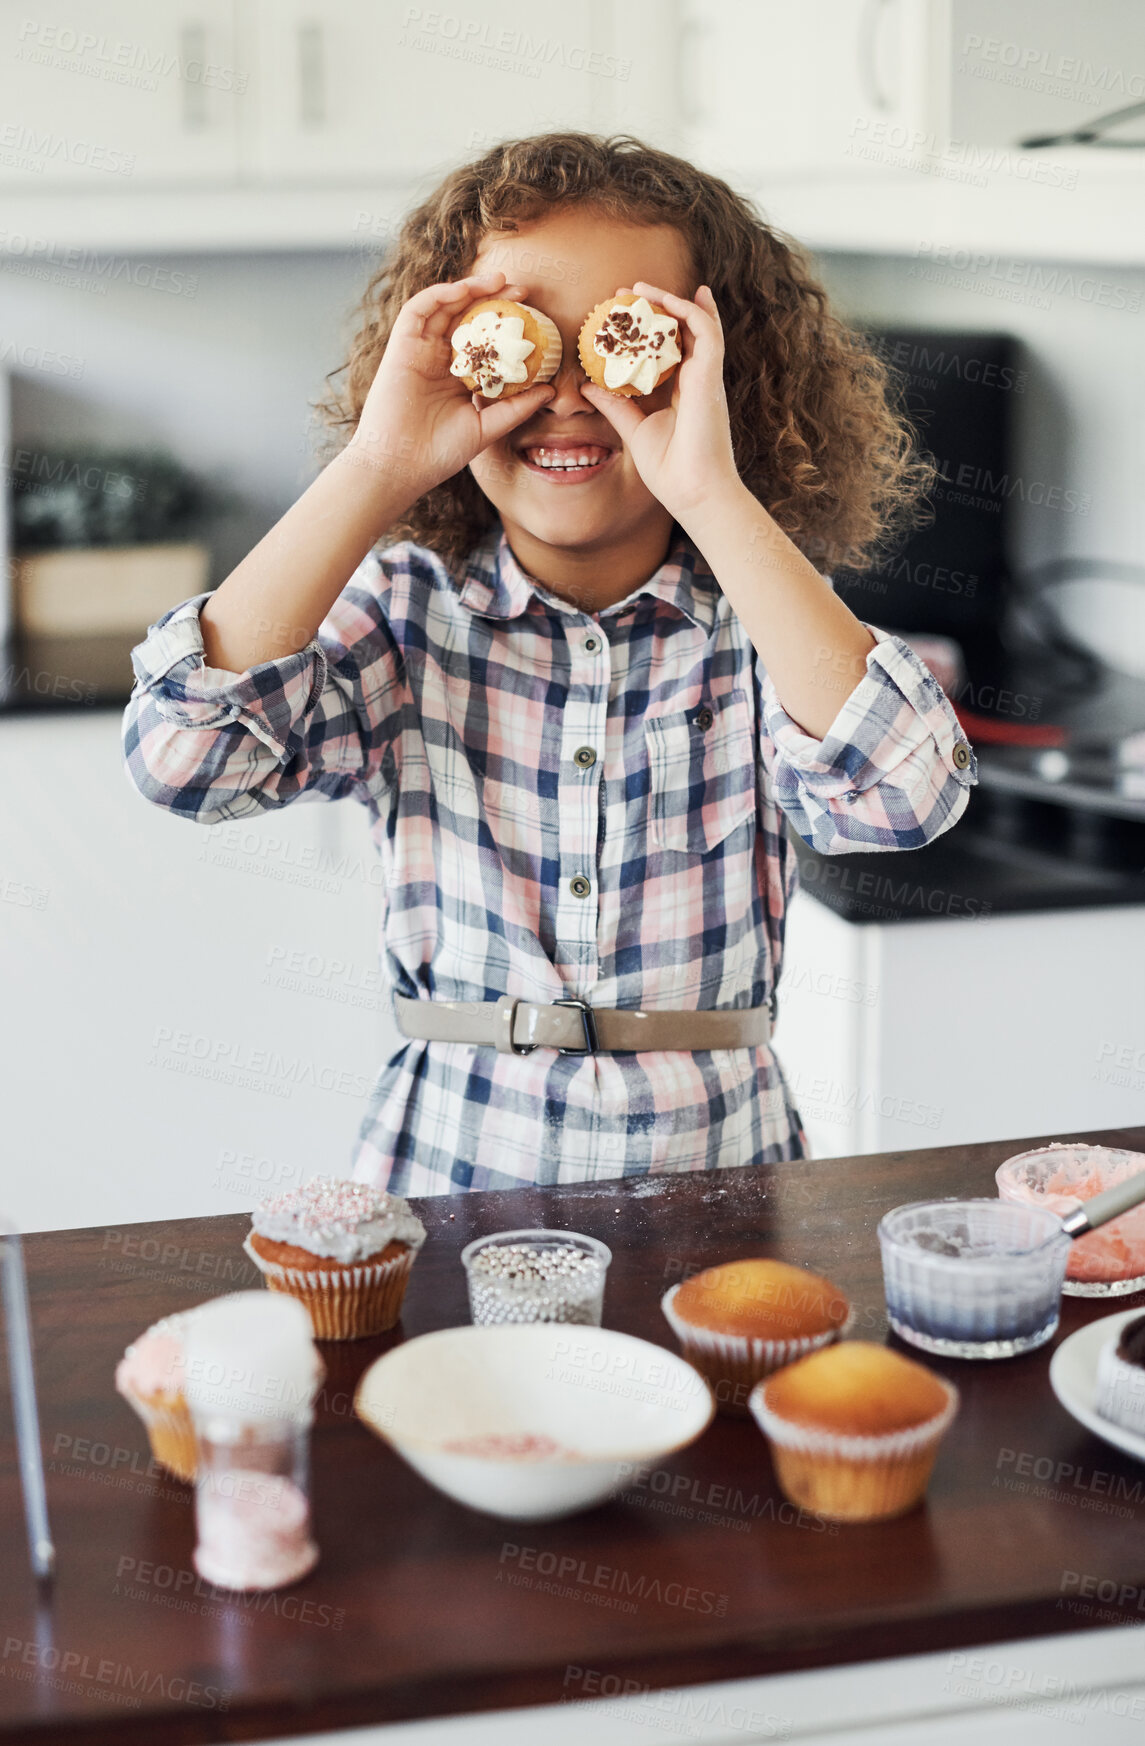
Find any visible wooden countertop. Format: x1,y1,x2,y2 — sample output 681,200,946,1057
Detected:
3,1125,1145,1744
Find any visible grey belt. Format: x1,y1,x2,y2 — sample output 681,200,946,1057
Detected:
393,994,774,1055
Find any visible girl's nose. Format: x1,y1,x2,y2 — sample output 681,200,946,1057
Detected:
543,352,595,415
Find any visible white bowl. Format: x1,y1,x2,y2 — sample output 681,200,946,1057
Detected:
355,1323,714,1520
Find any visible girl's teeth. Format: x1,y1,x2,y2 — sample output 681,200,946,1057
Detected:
526,448,609,470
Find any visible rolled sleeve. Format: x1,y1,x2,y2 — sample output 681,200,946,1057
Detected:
759,625,977,853
122,556,403,823
128,592,327,757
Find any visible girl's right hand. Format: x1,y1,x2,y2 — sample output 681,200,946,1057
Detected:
347,270,555,497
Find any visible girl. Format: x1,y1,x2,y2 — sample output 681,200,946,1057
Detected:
123,132,976,1195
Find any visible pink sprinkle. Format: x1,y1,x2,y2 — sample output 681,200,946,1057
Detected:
259,1176,400,1241
441,1433,574,1461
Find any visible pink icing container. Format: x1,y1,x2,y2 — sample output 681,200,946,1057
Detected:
997,1143,1145,1296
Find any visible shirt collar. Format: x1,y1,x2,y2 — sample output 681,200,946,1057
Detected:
456,522,719,634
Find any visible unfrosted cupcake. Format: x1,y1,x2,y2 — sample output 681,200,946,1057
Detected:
577,292,682,397
661,1259,851,1416
449,297,562,399
115,1313,197,1482
1095,1314,1145,1438
244,1176,427,1340
750,1342,959,1522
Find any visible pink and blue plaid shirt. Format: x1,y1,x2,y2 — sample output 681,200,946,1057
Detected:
123,522,976,1193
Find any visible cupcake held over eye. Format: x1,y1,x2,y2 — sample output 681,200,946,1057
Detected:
449,297,563,399
577,292,682,398
244,1176,427,1340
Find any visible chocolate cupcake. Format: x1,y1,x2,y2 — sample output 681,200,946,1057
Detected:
661,1259,852,1416
449,297,562,399
1095,1314,1145,1437
750,1342,959,1523
244,1177,427,1340
577,293,682,397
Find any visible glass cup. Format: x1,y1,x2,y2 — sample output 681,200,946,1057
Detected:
192,1416,318,1592
878,1198,1070,1359
461,1229,612,1326
997,1144,1145,1296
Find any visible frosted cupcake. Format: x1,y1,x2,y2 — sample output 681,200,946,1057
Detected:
577,292,682,397
115,1313,197,1482
661,1259,852,1417
1095,1314,1145,1438
449,297,562,399
750,1342,959,1523
244,1176,427,1340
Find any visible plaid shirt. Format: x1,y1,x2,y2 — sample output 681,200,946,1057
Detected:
123,522,976,1193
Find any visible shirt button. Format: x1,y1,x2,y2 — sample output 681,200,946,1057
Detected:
569,875,592,898
694,706,713,731
952,741,971,769
573,746,597,768
583,635,602,654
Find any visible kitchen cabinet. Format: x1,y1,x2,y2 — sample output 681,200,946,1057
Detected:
0,1,242,186
0,711,398,1233
774,883,1145,1159
679,0,1145,264
678,0,945,183
0,0,682,249
238,0,677,187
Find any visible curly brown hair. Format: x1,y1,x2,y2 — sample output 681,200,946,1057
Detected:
319,130,934,575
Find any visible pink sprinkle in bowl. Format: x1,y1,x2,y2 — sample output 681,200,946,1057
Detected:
997,1143,1145,1296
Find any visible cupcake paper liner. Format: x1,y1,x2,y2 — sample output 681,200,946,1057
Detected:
243,1235,416,1340
520,304,562,384
748,1376,959,1522
661,1284,853,1418
122,1391,198,1484
116,1310,197,1482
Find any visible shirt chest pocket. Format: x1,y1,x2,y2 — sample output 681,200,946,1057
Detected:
644,688,757,855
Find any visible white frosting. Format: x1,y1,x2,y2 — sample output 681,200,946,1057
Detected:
450,308,535,398
1095,1331,1145,1436
593,296,681,395
252,1176,426,1264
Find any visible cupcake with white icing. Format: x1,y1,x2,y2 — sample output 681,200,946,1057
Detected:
244,1176,427,1340
577,292,682,398
449,297,562,399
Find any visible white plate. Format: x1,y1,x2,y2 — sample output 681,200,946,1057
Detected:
1049,1307,1145,1463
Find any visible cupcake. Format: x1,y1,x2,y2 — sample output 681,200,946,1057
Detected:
449,297,562,399
750,1342,959,1523
577,293,682,397
115,1313,197,1482
244,1176,427,1340
661,1259,851,1417
1095,1314,1145,1438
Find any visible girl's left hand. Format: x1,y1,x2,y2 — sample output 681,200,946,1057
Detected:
581,281,740,526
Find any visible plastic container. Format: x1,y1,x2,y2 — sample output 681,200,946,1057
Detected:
997,1143,1145,1296
183,1292,322,1591
878,1199,1070,1359
460,1230,611,1326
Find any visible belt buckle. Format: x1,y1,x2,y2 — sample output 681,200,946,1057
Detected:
553,998,599,1055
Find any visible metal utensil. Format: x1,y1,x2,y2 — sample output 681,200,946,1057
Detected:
1059,1170,1145,1239
1,1220,55,1582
